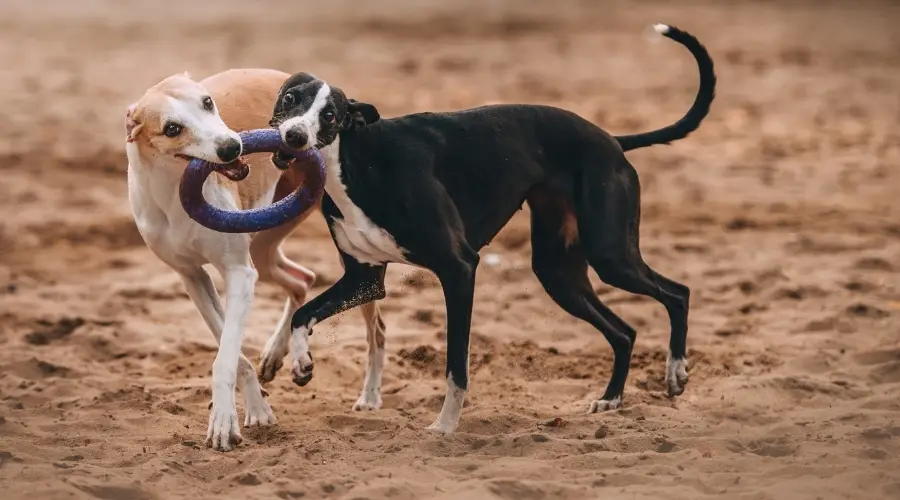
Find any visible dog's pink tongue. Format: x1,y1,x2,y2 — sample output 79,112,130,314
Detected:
179,128,326,234
216,159,251,182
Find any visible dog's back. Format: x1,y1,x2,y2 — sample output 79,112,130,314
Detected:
337,103,619,246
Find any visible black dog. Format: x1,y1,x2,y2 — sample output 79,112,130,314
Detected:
266,24,715,433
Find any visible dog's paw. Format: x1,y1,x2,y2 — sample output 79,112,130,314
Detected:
425,419,458,435
666,355,689,397
259,338,289,384
587,396,623,414
258,356,283,384
352,390,382,411
207,402,242,452
291,357,314,387
289,323,315,387
243,387,277,427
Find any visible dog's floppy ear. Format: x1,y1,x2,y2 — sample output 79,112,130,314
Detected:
345,99,380,130
125,103,143,143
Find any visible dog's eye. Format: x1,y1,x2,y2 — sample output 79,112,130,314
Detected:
202,96,214,112
323,111,336,123
163,123,183,138
282,93,295,109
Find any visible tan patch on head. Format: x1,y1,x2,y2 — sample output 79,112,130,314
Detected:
150,72,200,100
128,73,207,157
130,99,199,160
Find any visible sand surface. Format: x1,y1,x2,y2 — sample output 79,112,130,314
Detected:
1,1,899,499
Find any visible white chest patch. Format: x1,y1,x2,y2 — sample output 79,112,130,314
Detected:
126,143,249,269
322,140,411,267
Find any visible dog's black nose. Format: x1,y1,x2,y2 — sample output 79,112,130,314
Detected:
283,128,308,149
216,138,242,163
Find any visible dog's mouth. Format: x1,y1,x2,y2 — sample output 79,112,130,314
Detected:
272,150,295,171
175,154,250,182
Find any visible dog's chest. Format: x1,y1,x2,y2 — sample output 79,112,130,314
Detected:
324,153,410,267
128,167,189,262
127,156,247,268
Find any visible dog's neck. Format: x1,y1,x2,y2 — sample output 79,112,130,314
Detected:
320,137,343,196
126,142,189,212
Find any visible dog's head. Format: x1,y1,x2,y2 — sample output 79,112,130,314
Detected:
268,72,380,154
125,72,246,178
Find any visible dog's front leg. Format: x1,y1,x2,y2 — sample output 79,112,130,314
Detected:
288,260,387,387
179,268,275,434
206,265,257,452
427,255,479,435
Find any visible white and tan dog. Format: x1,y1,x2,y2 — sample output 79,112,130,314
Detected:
125,69,387,451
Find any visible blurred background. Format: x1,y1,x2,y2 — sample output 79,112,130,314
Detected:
0,1,898,499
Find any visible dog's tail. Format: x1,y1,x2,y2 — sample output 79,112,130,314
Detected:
615,24,716,153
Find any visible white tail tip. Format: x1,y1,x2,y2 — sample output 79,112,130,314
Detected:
653,23,670,35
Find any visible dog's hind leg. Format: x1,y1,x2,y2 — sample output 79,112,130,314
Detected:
576,159,691,398
254,255,312,384
258,296,296,384
254,247,312,385
527,190,637,412
352,301,387,411
252,236,314,385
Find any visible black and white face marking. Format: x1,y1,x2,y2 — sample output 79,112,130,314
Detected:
269,72,381,157
273,79,344,151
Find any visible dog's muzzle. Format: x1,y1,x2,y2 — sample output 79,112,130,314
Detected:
215,138,242,163
282,127,309,150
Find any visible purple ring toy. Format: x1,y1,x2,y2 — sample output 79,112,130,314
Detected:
178,128,326,234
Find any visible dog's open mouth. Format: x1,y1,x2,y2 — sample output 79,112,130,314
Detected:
215,159,251,181
176,154,250,181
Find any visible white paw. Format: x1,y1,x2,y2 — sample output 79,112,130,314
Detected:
666,355,689,396
587,396,623,414
258,335,289,384
425,375,465,435
290,323,315,387
243,389,277,427
352,390,382,411
207,400,242,452
425,420,457,435
290,358,314,387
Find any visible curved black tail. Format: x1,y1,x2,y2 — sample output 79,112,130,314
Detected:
615,24,716,152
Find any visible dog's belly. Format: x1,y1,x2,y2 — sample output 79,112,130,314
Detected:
331,216,410,266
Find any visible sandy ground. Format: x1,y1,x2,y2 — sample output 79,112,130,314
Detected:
1,0,899,499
